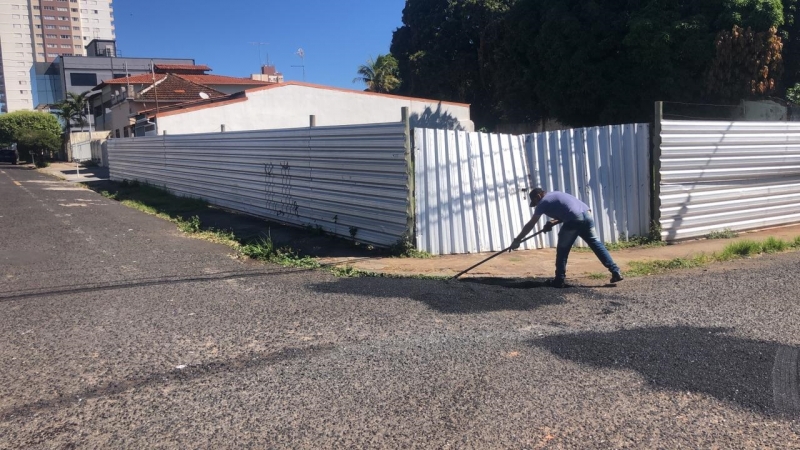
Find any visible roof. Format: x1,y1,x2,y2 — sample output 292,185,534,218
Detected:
99,73,271,88
178,74,273,86
138,92,246,117
244,81,471,107
137,74,226,102
154,64,211,72
102,73,166,86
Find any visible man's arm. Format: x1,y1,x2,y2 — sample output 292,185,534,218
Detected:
514,213,542,243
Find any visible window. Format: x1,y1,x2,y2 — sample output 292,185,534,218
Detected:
19,80,27,85
38,53,45,58
47,53,58,57
57,7,68,12
13,24,22,29
36,34,43,38
47,34,57,38
47,44,56,48
61,35,70,39
33,6,40,10
61,44,71,49
74,45,81,49
35,25,42,29
115,129,120,138
70,72,98,86
73,27,80,30
44,16,56,19
43,6,55,10
59,26,70,30
12,14,20,19
45,25,56,29
12,4,19,9
124,128,130,138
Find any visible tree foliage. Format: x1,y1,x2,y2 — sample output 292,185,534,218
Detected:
706,26,784,102
0,111,62,146
353,54,402,93
391,0,789,128
16,129,61,160
54,91,90,133
391,0,515,127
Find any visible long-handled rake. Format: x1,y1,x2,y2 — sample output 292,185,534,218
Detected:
451,229,548,280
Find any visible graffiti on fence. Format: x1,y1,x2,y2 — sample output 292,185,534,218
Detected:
264,162,299,217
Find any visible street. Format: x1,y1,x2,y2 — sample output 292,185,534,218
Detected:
1,165,799,449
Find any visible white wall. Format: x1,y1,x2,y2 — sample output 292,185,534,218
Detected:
155,84,473,134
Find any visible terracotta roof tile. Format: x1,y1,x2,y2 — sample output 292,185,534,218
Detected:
137,74,226,102
178,74,272,86
103,73,166,85
154,64,211,72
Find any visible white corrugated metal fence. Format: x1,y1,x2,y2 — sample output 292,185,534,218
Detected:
415,124,651,255
659,120,800,240
108,123,411,247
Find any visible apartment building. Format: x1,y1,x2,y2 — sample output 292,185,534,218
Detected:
0,0,114,112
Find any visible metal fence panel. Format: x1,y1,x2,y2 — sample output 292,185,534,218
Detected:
108,123,410,247
415,124,651,255
659,120,800,240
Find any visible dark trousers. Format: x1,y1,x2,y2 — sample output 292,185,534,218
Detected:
555,211,620,281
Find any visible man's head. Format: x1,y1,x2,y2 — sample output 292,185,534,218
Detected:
528,188,546,208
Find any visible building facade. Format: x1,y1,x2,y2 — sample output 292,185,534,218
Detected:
0,0,114,112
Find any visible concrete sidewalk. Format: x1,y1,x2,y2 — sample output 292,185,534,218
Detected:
38,161,109,183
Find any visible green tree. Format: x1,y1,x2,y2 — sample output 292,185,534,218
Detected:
0,111,62,146
390,0,516,128
54,91,90,134
16,129,61,161
491,0,785,126
353,54,402,93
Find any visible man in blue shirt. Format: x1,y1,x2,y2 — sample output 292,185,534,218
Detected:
510,188,623,288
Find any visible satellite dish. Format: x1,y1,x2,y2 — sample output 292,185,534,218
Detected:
198,92,210,99
114,90,119,96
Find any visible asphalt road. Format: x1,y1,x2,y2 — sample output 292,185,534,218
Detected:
1,165,799,449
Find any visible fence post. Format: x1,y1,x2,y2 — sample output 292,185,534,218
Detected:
309,115,316,127
402,107,415,247
221,124,226,132
651,101,663,235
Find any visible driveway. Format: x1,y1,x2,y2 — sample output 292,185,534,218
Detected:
1,165,798,448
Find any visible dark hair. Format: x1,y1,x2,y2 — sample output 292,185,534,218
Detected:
529,187,545,198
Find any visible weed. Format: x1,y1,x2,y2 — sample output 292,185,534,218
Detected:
390,235,431,258
587,272,606,280
349,226,359,240
626,255,708,277
604,234,666,251
794,236,800,248
761,237,789,254
240,237,275,261
706,228,739,240
177,215,202,233
719,240,762,260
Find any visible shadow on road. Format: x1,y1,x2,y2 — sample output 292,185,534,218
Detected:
529,326,799,417
309,276,570,314
0,343,336,422
0,268,309,302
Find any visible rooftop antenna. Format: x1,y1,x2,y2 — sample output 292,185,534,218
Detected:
249,41,269,68
292,47,305,82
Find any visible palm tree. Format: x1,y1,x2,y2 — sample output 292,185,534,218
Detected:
54,91,90,133
353,54,402,93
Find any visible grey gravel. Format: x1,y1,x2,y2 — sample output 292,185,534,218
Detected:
1,166,799,449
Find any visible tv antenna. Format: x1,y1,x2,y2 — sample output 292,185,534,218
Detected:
249,41,270,67
292,47,305,81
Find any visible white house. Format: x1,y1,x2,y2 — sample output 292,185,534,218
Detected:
134,82,473,136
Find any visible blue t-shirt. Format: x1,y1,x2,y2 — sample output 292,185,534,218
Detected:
534,191,589,222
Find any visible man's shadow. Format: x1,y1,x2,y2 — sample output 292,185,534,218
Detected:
530,326,800,417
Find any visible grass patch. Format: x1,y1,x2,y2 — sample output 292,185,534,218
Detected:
604,234,666,251
625,236,800,277
626,254,711,277
587,272,607,280
390,236,432,258
706,228,739,240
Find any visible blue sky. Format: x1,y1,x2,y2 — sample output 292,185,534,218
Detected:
112,0,407,89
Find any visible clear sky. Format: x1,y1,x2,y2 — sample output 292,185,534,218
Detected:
112,0,407,90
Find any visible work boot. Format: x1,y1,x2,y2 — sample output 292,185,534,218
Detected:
610,272,624,284
547,278,567,288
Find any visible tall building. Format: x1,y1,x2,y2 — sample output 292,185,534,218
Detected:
0,0,115,112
